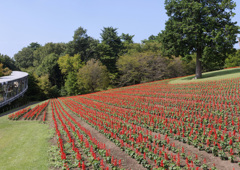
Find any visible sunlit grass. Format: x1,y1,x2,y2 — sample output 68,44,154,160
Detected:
169,67,240,84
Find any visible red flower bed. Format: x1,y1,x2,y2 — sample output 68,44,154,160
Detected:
8,76,240,169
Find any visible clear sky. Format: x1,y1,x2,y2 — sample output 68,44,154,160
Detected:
0,0,239,58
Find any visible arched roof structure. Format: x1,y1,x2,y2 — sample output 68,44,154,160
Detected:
0,71,28,108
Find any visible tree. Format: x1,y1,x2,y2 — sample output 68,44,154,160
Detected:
78,59,109,92
65,72,81,95
37,74,52,98
161,0,239,78
14,48,34,68
58,54,84,95
37,74,60,98
35,53,63,87
98,27,123,73
65,27,99,61
33,42,66,67
0,53,17,70
117,52,170,86
225,49,240,68
58,54,83,75
29,42,41,50
166,56,185,78
121,33,134,44
14,42,41,69
25,73,45,101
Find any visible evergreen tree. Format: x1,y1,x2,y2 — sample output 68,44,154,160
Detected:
98,27,123,73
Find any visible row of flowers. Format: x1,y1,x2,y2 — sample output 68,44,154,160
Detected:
8,101,49,120
51,99,122,169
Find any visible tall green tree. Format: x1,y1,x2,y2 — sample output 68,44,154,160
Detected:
161,0,239,78
65,27,99,61
98,27,123,73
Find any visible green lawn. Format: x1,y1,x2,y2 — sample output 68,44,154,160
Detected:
0,112,51,170
169,67,240,84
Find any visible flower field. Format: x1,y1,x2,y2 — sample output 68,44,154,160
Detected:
8,76,240,170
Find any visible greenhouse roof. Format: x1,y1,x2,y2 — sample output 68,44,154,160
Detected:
0,71,28,84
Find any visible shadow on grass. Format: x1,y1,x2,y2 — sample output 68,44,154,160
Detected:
181,68,240,81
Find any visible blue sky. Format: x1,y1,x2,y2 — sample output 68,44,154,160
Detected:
0,0,239,58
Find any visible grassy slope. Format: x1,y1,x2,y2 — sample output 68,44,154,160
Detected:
169,67,240,84
0,101,51,170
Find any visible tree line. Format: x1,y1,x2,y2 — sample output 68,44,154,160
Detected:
0,0,239,101
13,26,194,99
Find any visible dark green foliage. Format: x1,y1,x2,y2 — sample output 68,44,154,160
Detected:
65,27,99,61
182,54,196,75
121,33,134,44
225,49,240,68
31,43,66,96
161,0,240,78
0,54,17,71
14,42,66,98
14,42,41,69
36,53,63,88
29,42,41,50
14,48,34,68
25,73,46,101
33,42,66,67
99,27,123,73
143,33,161,43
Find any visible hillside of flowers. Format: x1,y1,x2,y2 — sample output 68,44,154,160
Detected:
8,76,240,170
